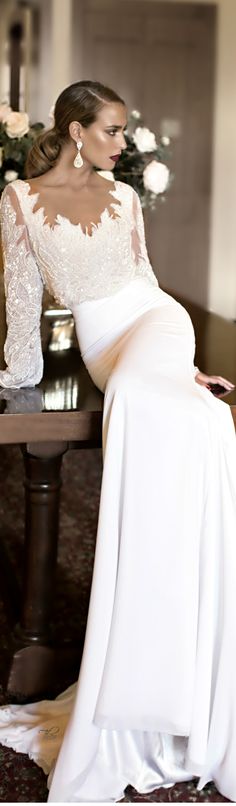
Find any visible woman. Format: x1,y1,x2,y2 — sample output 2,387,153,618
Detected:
0,81,236,803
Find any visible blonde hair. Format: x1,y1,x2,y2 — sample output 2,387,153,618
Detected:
26,80,125,178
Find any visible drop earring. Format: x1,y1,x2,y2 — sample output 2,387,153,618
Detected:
73,139,83,168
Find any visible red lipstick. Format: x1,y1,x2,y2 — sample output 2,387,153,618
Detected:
110,154,120,162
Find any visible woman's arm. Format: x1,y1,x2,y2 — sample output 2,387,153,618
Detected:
131,189,158,285
131,190,234,391
0,184,44,388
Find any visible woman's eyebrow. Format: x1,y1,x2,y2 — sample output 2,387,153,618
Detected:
105,124,126,130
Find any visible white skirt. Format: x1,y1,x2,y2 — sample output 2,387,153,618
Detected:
0,277,236,803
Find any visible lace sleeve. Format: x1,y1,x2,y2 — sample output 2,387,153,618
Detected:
0,184,44,388
131,189,158,287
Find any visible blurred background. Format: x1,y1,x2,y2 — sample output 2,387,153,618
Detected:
0,0,235,321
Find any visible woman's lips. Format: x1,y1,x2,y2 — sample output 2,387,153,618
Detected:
110,154,120,162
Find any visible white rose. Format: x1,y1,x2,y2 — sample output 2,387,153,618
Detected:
133,126,157,153
97,170,114,181
5,112,29,139
0,103,12,122
4,170,19,183
131,109,141,120
143,161,170,195
161,136,170,147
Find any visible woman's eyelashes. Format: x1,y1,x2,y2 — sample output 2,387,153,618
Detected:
106,127,127,136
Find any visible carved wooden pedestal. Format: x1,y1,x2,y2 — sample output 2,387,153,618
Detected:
5,442,83,701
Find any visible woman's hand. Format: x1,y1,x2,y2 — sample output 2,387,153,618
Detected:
195,370,235,393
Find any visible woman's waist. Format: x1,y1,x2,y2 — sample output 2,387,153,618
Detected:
71,277,177,359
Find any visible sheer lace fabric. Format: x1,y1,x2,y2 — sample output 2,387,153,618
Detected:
0,179,158,388
0,187,43,387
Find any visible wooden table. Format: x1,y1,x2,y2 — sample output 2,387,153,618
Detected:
0,348,103,701
0,295,236,701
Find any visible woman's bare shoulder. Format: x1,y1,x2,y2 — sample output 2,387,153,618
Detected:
23,173,52,191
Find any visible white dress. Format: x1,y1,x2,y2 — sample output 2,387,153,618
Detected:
0,178,236,803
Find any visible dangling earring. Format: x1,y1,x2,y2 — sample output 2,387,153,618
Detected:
73,139,83,168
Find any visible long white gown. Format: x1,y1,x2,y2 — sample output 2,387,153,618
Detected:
0,178,236,802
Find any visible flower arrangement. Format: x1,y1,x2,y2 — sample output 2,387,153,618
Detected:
0,103,44,193
112,109,172,209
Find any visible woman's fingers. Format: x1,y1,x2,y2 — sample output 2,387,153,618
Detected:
195,372,235,391
208,375,235,390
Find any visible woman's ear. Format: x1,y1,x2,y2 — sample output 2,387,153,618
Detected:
68,121,81,142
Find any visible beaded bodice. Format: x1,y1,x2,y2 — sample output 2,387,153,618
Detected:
0,178,158,387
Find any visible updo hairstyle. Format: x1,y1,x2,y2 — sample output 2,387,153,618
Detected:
25,80,125,178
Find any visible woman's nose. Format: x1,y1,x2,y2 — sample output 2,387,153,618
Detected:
120,134,127,151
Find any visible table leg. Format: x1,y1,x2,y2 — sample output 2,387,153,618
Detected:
6,442,69,700
21,443,66,643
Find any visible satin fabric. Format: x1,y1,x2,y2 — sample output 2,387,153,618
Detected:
49,278,236,801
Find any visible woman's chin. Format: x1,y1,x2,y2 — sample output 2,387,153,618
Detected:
94,161,114,172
